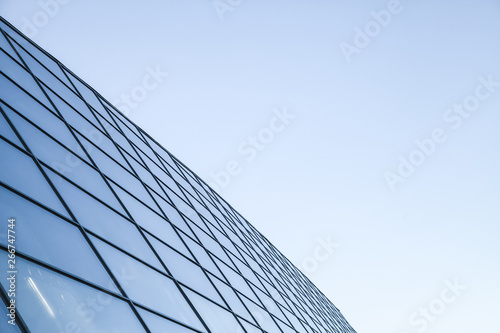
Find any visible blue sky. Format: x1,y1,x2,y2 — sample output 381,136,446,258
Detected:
1,1,499,332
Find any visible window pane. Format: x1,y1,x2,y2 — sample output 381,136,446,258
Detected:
183,288,243,333
153,193,196,239
124,152,164,197
138,308,203,333
3,106,90,166
110,184,173,239
43,158,125,215
90,236,205,331
0,107,22,147
0,22,73,89
180,235,222,280
142,215,192,260
0,89,74,158
0,66,51,112
146,235,223,304
110,177,159,213
42,169,163,270
65,70,108,121
0,138,69,218
12,42,74,101
75,129,128,170
0,252,146,333
209,276,256,325
0,32,21,63
0,186,119,293
41,80,102,133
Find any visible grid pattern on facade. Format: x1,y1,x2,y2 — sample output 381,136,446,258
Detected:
0,17,356,333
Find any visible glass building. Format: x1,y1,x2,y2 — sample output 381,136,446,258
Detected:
0,17,356,333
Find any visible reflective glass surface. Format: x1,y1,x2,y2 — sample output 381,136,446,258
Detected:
0,252,146,333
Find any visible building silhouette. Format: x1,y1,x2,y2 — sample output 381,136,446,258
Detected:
0,17,356,333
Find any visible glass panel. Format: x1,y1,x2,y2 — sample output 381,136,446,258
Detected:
43,158,125,215
109,109,144,145
40,81,102,133
0,22,73,88
216,258,256,300
90,237,205,331
77,134,144,193
209,277,256,325
142,217,192,260
0,88,76,160
0,34,22,63
110,184,173,237
191,226,232,266
0,65,52,112
138,308,202,333
180,235,222,280
77,126,128,168
93,96,117,127
153,193,196,238
183,288,243,333
283,307,304,332
146,235,223,304
12,42,74,101
3,106,90,167
0,186,119,293
42,169,163,270
0,252,146,333
65,70,112,126
124,152,164,197
109,174,159,212
241,297,282,333
103,121,138,159
0,108,22,147
240,320,264,333
0,139,69,218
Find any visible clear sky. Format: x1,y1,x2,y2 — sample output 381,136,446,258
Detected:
1,1,499,332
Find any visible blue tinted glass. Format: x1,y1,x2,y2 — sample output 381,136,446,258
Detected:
3,106,90,165
146,235,223,304
153,193,196,239
0,23,74,87
90,237,205,331
39,169,163,270
138,308,202,333
0,83,70,149
75,128,129,169
12,42,75,100
180,234,223,279
0,34,21,63
0,186,119,293
0,108,22,147
0,252,146,333
124,152,164,196
109,174,159,211
0,64,52,112
43,158,126,215
0,139,69,218
183,288,243,333
110,183,170,232
209,276,256,325
65,70,106,116
41,80,102,132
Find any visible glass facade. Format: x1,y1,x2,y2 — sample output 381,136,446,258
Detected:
0,16,356,333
